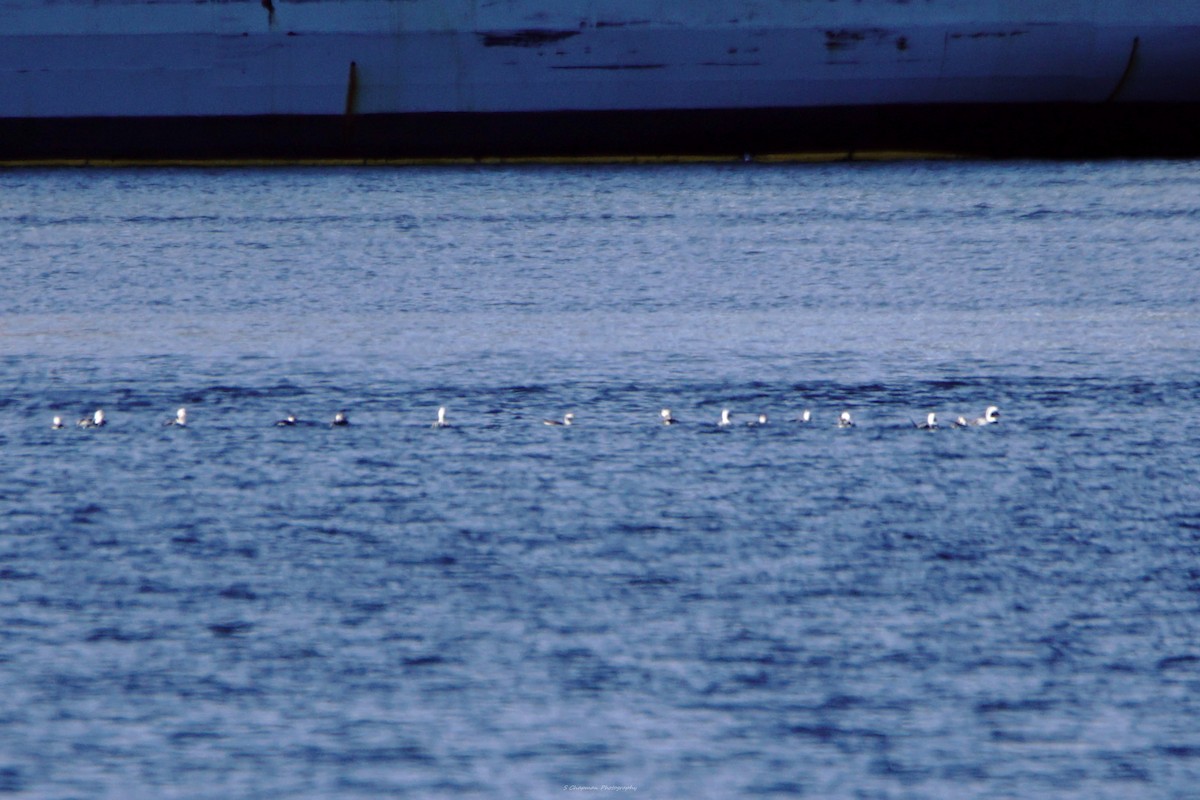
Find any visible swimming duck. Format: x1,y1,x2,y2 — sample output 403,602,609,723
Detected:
51,416,64,430
78,409,106,428
275,414,298,427
837,410,855,428
718,409,732,427
974,406,1000,426
915,412,938,430
795,409,812,424
433,406,450,428
331,410,350,427
165,407,187,427
544,413,575,426
660,409,677,425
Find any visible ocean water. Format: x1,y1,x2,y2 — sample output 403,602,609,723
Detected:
1,160,1199,799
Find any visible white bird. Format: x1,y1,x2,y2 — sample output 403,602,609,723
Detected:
718,409,732,427
165,407,187,427
796,409,812,424
837,410,855,428
78,409,105,428
544,413,575,426
660,409,677,425
973,405,1000,426
433,406,450,428
915,412,938,430
331,410,350,427
51,416,63,429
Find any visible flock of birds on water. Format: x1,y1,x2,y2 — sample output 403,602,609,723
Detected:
54,405,1001,431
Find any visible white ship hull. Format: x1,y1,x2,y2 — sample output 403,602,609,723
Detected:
1,0,1198,159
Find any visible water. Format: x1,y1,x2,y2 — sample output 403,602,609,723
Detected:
1,161,1199,799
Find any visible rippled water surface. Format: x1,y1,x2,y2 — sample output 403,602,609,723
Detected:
2,161,1200,798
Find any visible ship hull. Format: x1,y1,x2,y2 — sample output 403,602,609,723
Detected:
2,0,1199,161
5,103,1200,162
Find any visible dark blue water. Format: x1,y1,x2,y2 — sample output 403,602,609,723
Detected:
2,162,1200,798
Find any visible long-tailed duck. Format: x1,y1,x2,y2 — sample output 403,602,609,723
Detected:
974,406,1000,425
78,409,106,428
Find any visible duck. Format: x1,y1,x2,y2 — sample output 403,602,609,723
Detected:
78,409,106,428
165,407,187,427
660,409,678,425
953,406,1000,427
837,410,855,428
544,413,575,426
973,405,1000,426
748,413,768,427
718,409,732,427
795,409,812,424
275,414,298,427
331,410,350,427
433,406,450,428
915,412,938,430
51,415,64,430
